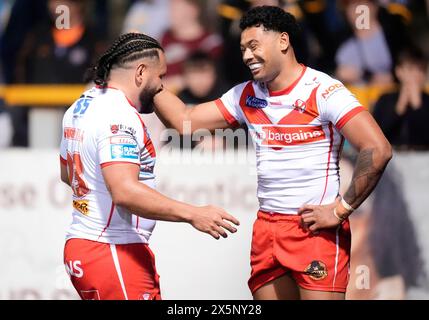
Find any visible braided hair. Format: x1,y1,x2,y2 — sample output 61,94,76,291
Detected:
86,33,163,87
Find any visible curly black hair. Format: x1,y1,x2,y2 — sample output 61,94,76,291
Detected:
85,33,163,87
239,6,300,47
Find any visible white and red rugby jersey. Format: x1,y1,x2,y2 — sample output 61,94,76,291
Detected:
60,86,157,244
215,66,364,214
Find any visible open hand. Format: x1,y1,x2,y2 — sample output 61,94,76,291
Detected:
298,198,342,234
189,205,240,239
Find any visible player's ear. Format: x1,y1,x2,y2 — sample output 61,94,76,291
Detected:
279,32,290,52
135,63,147,84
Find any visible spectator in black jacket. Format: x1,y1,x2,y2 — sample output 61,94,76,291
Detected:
9,0,106,146
373,46,429,149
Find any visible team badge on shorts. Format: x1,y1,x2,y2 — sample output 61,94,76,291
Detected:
304,260,328,280
139,292,155,300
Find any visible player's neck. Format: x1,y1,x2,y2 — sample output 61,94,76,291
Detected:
267,60,304,93
106,79,139,110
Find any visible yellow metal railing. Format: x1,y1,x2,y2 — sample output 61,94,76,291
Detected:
0,85,85,106
0,84,427,110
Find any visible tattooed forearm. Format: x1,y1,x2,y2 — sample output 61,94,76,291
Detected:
343,148,389,209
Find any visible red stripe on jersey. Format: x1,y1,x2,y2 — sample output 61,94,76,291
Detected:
239,82,272,125
97,201,115,241
277,85,320,125
336,135,345,180
319,124,334,205
100,161,140,169
60,155,67,165
214,99,239,127
135,113,156,158
269,65,307,96
136,216,140,231
336,106,365,130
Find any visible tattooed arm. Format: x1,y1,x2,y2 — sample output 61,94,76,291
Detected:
339,111,392,216
299,110,392,232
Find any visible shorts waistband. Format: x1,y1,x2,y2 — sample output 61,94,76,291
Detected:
65,237,149,246
257,210,301,221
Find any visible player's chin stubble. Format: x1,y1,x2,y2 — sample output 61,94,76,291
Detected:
139,86,157,114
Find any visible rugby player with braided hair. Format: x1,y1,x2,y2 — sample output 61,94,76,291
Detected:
60,32,239,300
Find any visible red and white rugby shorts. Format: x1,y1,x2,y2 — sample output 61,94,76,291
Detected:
64,238,161,300
249,210,351,294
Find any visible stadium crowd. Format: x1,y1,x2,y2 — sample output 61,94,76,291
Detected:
0,0,428,149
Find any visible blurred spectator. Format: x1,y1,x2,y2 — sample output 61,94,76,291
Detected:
335,0,410,86
0,0,50,84
373,46,429,149
0,0,12,33
179,51,229,106
122,0,170,40
176,51,230,149
284,0,350,73
16,0,105,84
378,0,413,24
161,0,223,92
9,0,106,146
217,0,252,86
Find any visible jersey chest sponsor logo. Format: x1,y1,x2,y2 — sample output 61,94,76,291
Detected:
256,125,326,146
245,95,268,109
111,144,139,160
73,199,89,215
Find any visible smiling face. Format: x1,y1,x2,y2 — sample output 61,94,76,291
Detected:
240,26,290,83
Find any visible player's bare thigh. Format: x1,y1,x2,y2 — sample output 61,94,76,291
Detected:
253,273,300,300
253,274,346,300
299,287,345,300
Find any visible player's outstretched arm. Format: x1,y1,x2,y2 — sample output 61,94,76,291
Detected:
102,162,240,239
153,88,231,133
299,111,392,232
